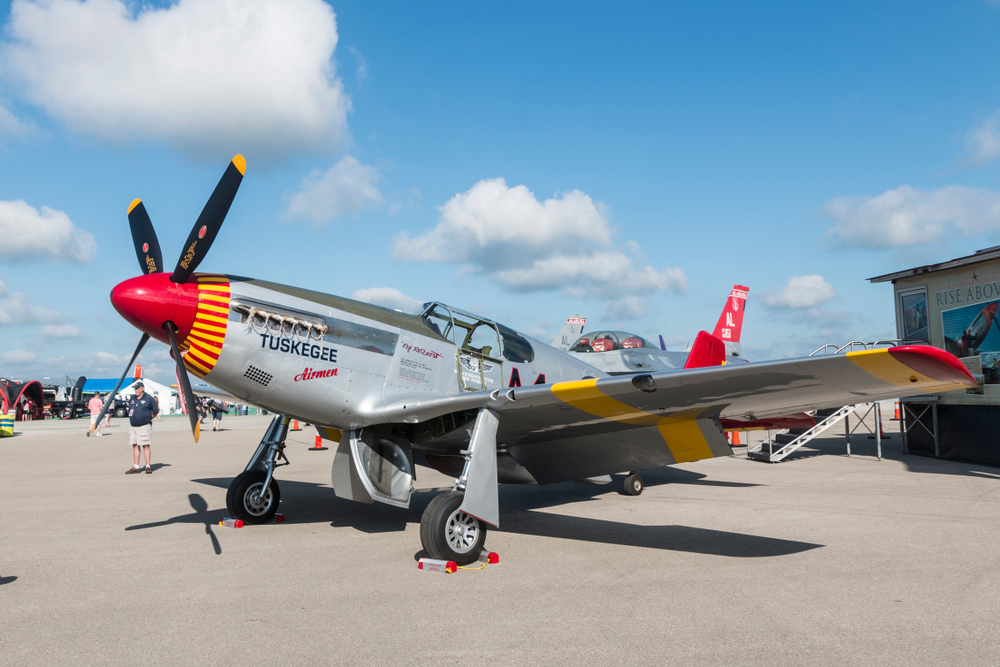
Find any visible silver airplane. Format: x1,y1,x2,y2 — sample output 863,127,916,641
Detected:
560,285,750,375
91,156,977,565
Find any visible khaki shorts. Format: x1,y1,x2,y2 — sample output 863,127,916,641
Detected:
129,423,152,447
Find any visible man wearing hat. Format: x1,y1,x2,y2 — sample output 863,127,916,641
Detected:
126,381,159,474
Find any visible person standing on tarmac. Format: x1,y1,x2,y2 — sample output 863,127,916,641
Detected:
126,382,158,475
88,392,104,436
211,398,228,431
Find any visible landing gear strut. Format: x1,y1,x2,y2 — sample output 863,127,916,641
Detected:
227,415,290,524
419,408,499,565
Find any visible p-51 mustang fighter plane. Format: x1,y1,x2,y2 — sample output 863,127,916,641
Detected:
93,156,977,565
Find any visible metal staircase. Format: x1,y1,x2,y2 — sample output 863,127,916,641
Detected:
748,405,861,462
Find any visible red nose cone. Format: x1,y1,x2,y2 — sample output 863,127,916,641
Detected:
110,274,199,345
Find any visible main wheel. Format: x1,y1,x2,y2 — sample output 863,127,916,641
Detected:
114,407,127,418
623,473,644,496
227,471,281,524
420,491,487,565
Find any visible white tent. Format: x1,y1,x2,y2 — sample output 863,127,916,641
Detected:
118,378,178,415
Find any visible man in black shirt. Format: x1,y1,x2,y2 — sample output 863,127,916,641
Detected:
126,382,159,475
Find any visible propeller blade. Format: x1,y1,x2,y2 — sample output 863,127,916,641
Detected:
171,154,246,283
127,199,164,274
164,322,200,443
88,333,149,436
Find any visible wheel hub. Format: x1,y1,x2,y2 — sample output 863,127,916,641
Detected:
444,508,479,554
245,483,272,514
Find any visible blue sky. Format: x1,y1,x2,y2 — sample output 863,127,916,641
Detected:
3,0,1000,386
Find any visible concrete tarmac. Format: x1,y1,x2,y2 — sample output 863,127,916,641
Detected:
1,414,998,666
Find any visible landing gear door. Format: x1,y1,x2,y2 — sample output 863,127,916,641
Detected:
347,431,414,508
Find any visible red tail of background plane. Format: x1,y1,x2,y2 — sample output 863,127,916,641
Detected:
712,284,749,357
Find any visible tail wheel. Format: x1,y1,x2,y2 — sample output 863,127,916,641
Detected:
226,470,281,524
623,473,644,496
420,491,487,565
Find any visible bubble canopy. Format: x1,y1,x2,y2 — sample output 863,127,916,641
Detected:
569,331,657,353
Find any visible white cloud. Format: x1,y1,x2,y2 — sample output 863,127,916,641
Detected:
0,200,97,262
352,287,419,312
387,187,421,216
346,46,368,83
0,350,36,364
963,111,1000,166
41,324,83,338
393,178,686,301
283,156,382,225
762,275,837,310
493,252,687,297
395,179,611,265
824,185,1000,248
0,100,35,136
0,0,349,159
603,296,647,320
0,273,63,325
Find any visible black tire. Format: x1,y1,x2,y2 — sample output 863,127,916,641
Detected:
114,407,127,418
623,473,644,496
420,491,487,565
226,471,281,524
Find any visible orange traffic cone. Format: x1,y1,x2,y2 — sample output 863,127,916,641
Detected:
309,434,328,451
893,401,900,420
732,431,741,445
291,420,300,431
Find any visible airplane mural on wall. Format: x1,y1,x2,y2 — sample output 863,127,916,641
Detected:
92,156,978,564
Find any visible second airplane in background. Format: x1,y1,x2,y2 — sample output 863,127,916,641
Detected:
557,285,749,375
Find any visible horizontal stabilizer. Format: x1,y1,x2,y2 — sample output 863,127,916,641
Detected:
684,331,726,369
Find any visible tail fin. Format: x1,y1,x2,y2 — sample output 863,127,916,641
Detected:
684,331,727,369
712,285,749,357
552,315,586,350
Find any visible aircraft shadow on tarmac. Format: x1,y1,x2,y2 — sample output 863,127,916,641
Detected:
125,493,223,555
181,471,820,559
0,576,16,586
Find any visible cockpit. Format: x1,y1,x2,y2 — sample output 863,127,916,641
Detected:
413,302,535,363
569,331,657,353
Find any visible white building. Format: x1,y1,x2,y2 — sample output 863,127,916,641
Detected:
118,378,178,415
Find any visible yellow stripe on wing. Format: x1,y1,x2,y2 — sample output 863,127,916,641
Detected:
550,380,716,463
657,410,714,463
846,349,936,388
550,379,659,426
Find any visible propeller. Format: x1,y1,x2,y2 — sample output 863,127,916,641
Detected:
113,154,245,443
171,155,245,283
164,323,200,443
88,333,150,436
127,200,163,274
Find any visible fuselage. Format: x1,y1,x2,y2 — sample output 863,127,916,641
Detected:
110,272,607,433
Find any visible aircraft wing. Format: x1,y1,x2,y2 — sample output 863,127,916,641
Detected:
189,381,241,404
390,346,974,484
492,345,973,482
